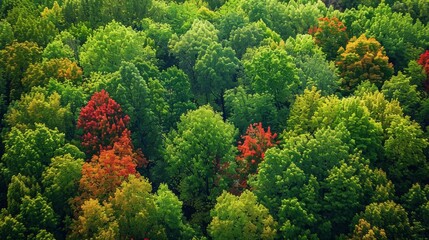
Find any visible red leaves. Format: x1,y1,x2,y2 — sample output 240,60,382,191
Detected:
418,50,429,91
76,90,148,206
233,123,277,194
78,90,130,157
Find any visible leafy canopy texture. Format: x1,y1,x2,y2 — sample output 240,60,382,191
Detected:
79,21,155,74
208,190,277,240
336,34,393,94
165,105,237,227
77,90,130,158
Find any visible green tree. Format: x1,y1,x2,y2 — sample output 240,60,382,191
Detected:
0,20,13,49
356,201,411,239
169,19,218,87
17,194,57,235
214,9,248,41
0,213,26,240
249,146,311,215
287,87,323,134
79,21,155,74
159,66,196,130
42,154,83,217
323,162,363,235
110,175,163,239
4,90,73,135
208,190,277,240
242,0,326,40
382,72,421,118
278,197,319,240
42,38,75,61
402,183,429,238
194,42,240,116
6,174,31,215
1,124,68,182
284,34,339,95
384,115,428,193
155,184,195,239
243,45,300,108
228,20,280,58
139,18,174,68
224,86,279,133
312,96,384,161
165,105,237,228
392,0,429,24
5,4,58,47
110,175,193,239
364,3,429,71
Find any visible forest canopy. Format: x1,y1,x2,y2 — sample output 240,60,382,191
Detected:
1,0,429,239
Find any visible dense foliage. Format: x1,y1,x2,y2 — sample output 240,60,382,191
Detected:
1,0,429,239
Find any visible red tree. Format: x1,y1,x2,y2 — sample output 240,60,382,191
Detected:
233,123,277,193
77,90,130,158
417,50,429,90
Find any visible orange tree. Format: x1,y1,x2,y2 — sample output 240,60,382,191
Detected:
336,34,393,95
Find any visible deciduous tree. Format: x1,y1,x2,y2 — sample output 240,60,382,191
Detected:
336,34,393,94
0,41,42,101
78,131,143,202
165,105,237,228
243,46,300,107
235,123,277,192
77,90,130,157
79,21,155,74
309,17,348,60
208,190,277,240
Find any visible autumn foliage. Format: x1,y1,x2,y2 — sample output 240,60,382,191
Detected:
309,17,348,60
336,34,394,94
234,123,277,192
78,130,146,202
417,50,429,90
22,58,83,91
77,90,130,157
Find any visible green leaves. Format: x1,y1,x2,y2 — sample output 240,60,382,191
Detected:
165,105,237,227
243,46,300,107
209,190,277,240
80,21,155,74
1,124,66,181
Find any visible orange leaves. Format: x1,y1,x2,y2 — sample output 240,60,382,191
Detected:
78,131,146,203
76,90,147,206
336,34,393,94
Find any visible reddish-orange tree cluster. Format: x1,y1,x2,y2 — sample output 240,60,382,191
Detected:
309,17,348,60
77,90,130,157
76,90,147,205
234,123,277,193
79,131,145,201
418,50,429,90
